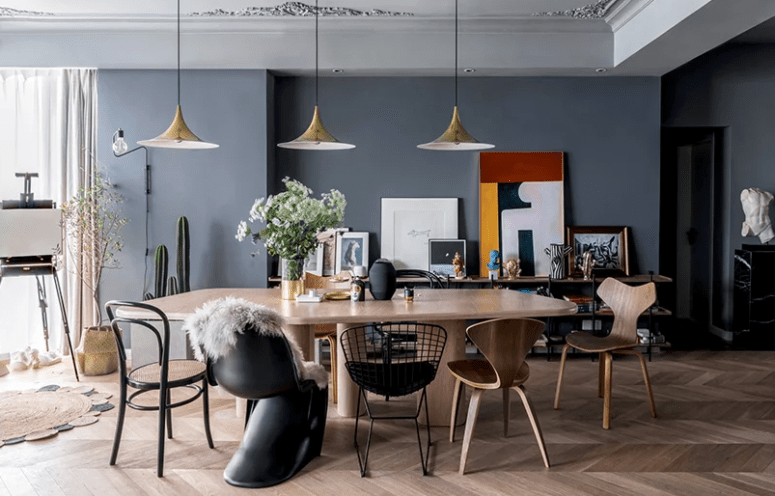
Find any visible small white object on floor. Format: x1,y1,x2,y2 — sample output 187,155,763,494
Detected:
0,365,8,377
35,351,62,368
8,347,41,372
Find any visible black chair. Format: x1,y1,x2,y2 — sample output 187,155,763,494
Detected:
396,269,447,288
340,322,447,476
105,301,214,478
207,326,328,488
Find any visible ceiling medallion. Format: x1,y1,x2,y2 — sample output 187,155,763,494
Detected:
533,0,619,20
0,7,53,17
191,2,413,17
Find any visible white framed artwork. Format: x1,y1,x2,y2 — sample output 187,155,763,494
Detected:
303,243,325,276
380,198,458,270
335,232,369,274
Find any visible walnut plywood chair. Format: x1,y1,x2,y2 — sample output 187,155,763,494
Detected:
305,271,350,403
553,278,657,429
447,318,549,475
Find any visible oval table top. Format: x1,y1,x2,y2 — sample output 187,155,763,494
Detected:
116,287,577,323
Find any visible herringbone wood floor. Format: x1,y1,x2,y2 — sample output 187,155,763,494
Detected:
2,349,775,495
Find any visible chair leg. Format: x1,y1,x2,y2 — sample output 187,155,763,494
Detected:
327,335,338,404
459,388,484,475
598,352,605,398
514,386,550,468
619,349,657,418
414,388,432,476
553,344,571,410
450,378,463,442
157,385,168,477
502,388,510,438
110,377,127,466
166,389,173,439
202,378,214,449
603,352,612,430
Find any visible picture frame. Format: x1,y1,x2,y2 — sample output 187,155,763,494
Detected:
303,243,325,276
381,198,458,270
335,232,369,274
566,226,630,277
428,239,466,277
318,227,349,276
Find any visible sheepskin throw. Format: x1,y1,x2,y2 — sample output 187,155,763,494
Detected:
182,297,328,389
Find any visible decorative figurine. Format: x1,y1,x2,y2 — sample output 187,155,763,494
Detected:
581,250,594,280
487,250,500,280
545,243,573,280
741,188,775,244
504,258,521,279
452,251,465,278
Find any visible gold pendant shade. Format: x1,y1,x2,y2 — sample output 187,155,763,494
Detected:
417,106,494,151
138,106,218,150
277,106,355,150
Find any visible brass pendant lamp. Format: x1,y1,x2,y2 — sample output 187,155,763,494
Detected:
138,0,218,150
277,0,354,150
418,0,493,151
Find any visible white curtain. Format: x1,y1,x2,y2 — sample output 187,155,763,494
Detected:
0,68,97,356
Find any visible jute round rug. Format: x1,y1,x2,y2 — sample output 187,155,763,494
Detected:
0,385,113,445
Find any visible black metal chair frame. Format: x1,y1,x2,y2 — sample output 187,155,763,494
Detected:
341,322,447,477
105,300,214,477
395,269,447,288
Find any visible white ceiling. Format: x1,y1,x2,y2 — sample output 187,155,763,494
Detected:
1,0,774,76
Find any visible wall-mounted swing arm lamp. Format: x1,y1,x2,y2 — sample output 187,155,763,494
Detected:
112,128,152,297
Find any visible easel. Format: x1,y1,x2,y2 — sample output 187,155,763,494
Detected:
0,173,79,381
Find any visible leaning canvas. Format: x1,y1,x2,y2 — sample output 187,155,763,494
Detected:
479,152,564,277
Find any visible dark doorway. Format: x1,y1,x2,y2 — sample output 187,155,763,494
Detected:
661,127,725,346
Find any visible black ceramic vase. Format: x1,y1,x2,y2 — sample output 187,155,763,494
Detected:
368,259,397,300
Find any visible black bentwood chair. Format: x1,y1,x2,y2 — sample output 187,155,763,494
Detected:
340,322,447,476
105,301,214,478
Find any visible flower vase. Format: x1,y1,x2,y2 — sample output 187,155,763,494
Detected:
281,257,305,300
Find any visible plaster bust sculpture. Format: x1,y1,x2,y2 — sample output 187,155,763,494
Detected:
504,258,521,279
741,188,775,244
486,250,501,271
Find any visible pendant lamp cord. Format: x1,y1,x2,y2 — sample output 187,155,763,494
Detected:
454,0,458,107
177,0,181,107
315,0,319,107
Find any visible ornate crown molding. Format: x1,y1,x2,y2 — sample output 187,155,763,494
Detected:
533,0,619,20
0,7,53,17
190,2,413,17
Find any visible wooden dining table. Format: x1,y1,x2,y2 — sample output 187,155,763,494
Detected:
118,287,576,426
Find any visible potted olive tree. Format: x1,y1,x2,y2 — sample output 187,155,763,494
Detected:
61,172,127,375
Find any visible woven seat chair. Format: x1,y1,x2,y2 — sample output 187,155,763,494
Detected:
340,322,446,476
105,300,214,478
553,278,658,429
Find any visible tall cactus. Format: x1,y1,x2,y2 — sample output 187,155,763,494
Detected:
154,244,168,298
176,216,191,293
167,276,179,296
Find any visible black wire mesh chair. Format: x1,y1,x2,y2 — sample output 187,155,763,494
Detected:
105,301,214,477
340,322,447,476
395,269,447,288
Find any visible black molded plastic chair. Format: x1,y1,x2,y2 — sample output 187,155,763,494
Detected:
340,322,447,476
207,328,328,488
105,301,214,478
396,269,447,288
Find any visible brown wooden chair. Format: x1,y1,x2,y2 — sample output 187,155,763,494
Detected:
553,277,657,429
447,318,549,475
305,271,350,403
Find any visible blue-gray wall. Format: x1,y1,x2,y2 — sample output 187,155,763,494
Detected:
662,43,775,329
275,76,662,273
98,70,270,319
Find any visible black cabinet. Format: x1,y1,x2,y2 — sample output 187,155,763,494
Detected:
733,244,775,347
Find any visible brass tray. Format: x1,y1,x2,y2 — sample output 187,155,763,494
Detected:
324,291,351,301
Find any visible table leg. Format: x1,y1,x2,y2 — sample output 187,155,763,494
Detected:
337,322,366,418
284,324,314,361
422,320,466,427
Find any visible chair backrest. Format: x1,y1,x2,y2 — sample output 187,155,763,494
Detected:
395,269,446,288
466,318,546,389
209,328,300,399
597,278,656,345
105,300,171,378
305,271,351,290
340,322,447,397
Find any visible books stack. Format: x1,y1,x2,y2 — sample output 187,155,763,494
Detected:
562,294,599,313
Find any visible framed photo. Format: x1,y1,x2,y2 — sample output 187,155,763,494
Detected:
335,232,369,274
566,226,630,276
428,239,466,277
318,227,349,276
303,243,324,276
381,198,458,270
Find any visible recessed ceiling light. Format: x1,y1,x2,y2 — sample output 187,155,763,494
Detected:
595,68,607,73
463,68,475,73
332,69,344,73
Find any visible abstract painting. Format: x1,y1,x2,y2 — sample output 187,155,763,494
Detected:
479,152,564,277
335,232,369,274
567,226,630,276
429,239,466,276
